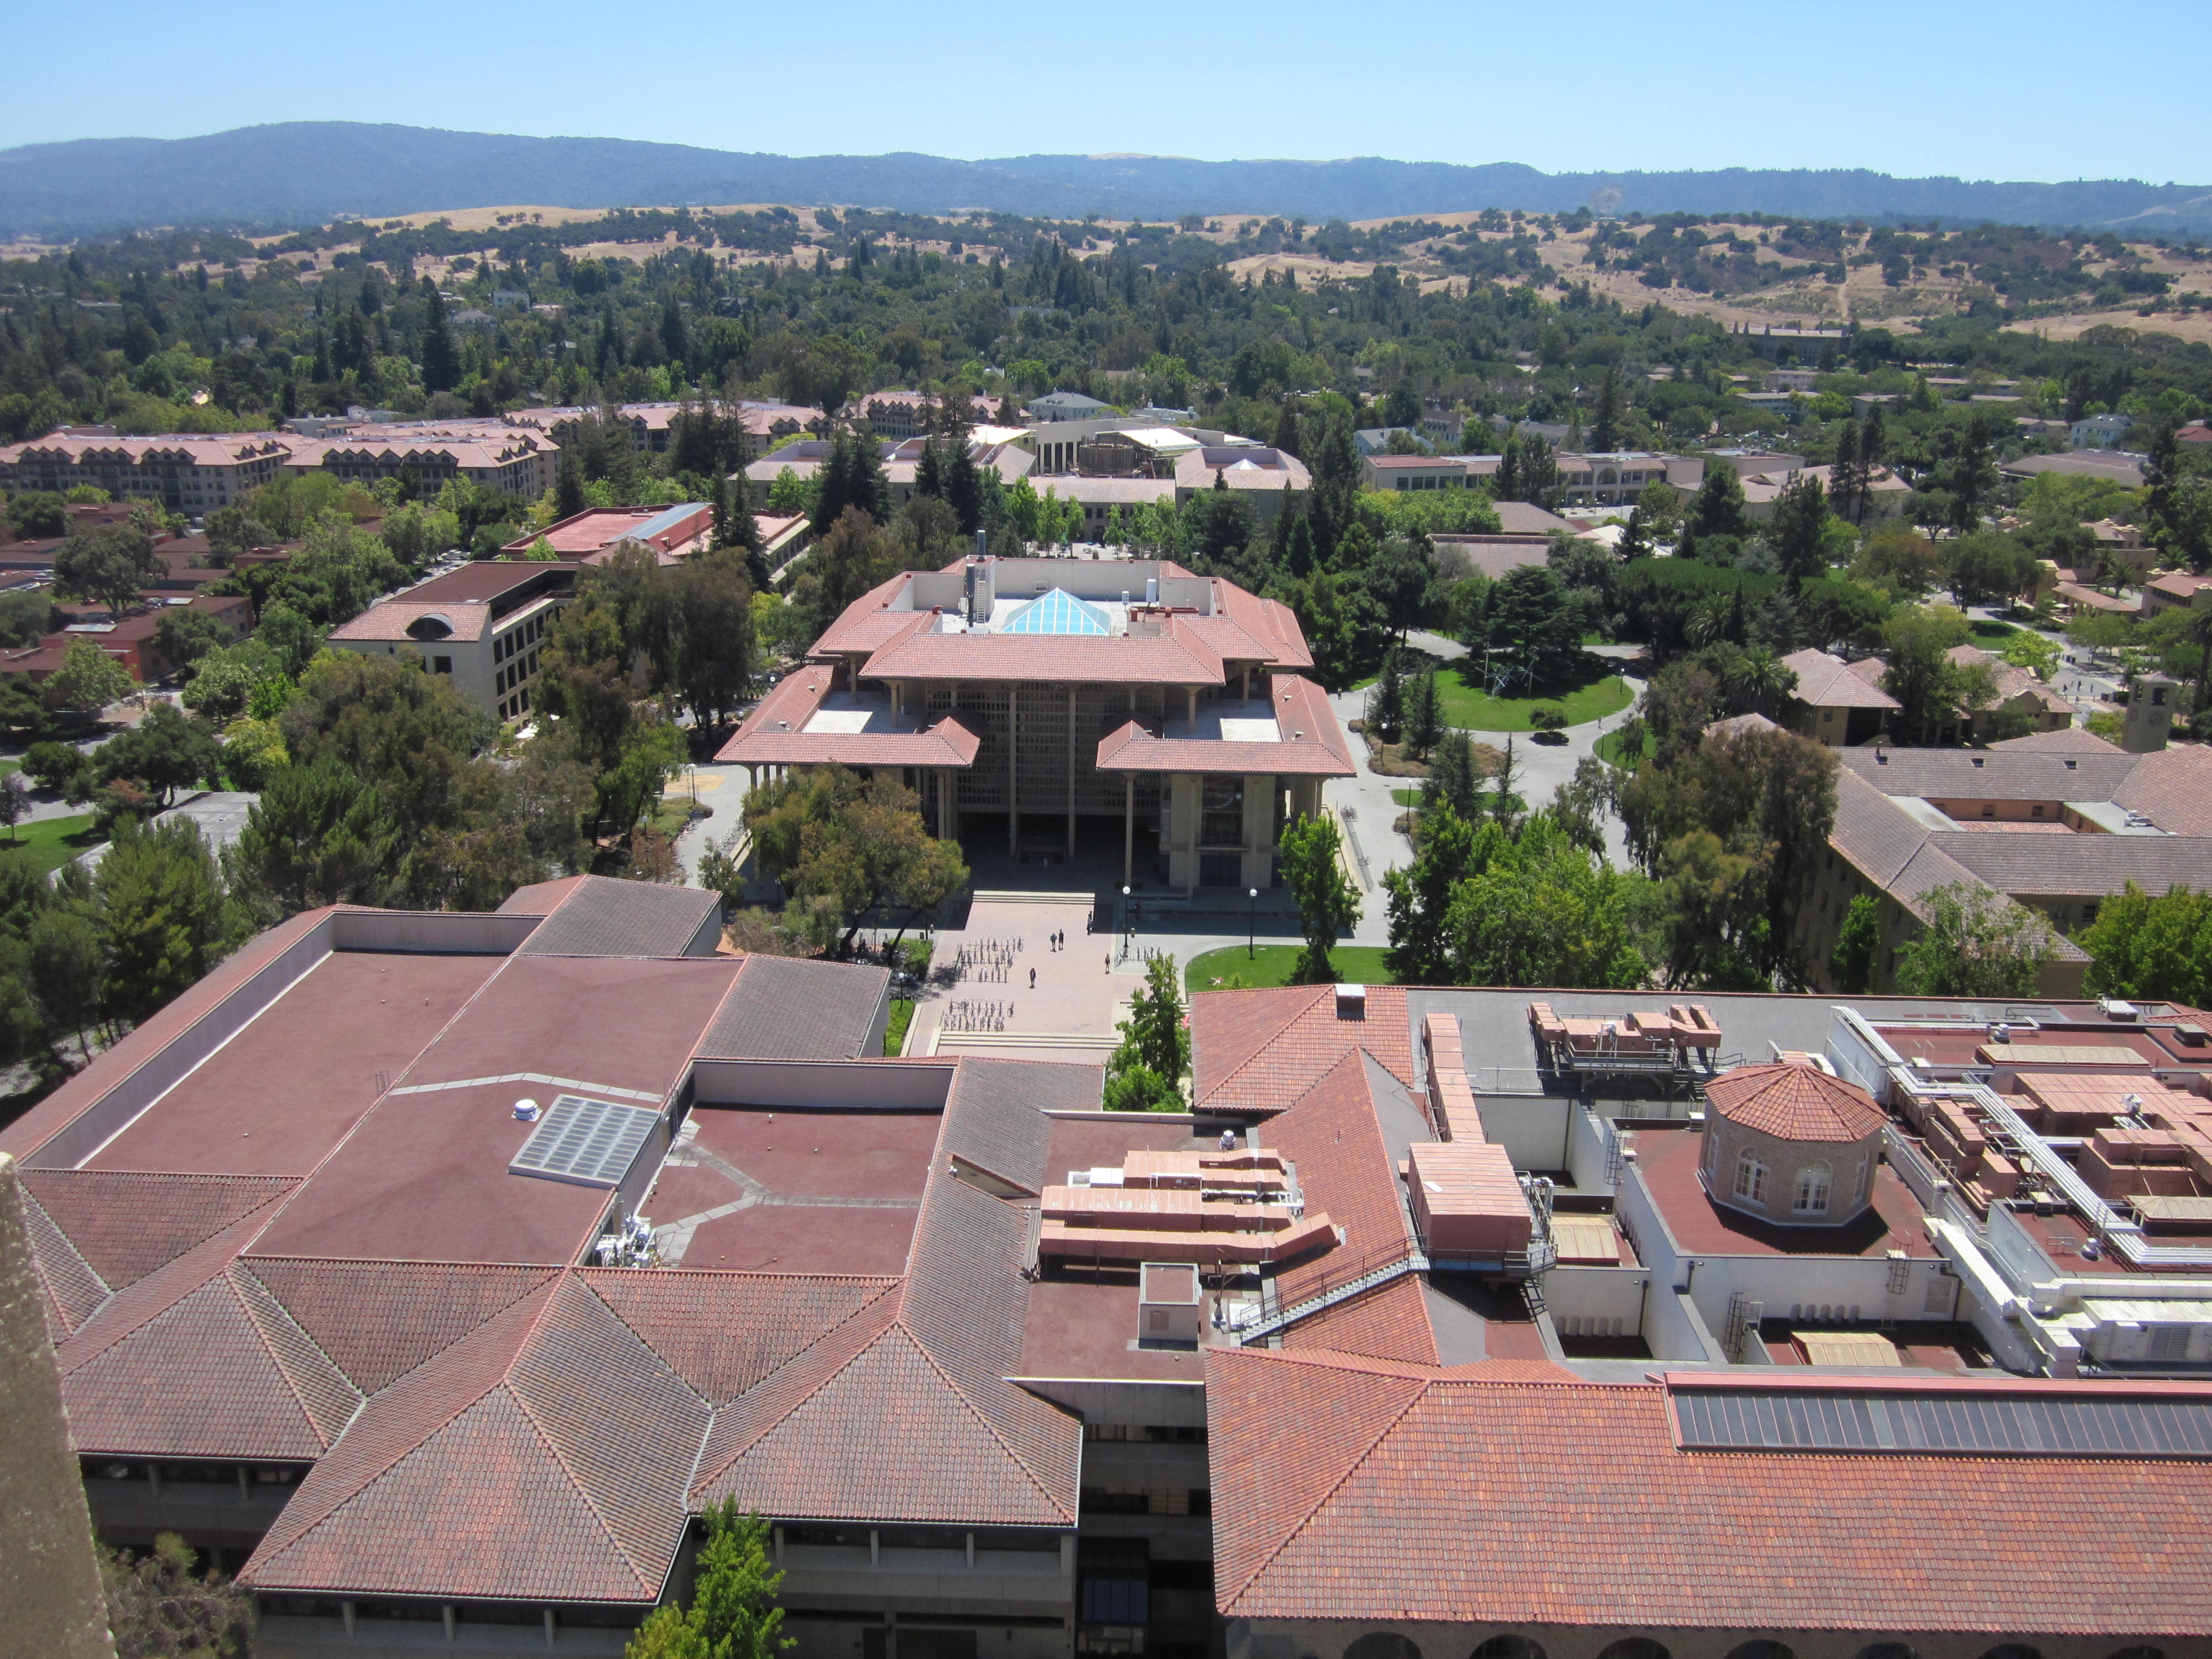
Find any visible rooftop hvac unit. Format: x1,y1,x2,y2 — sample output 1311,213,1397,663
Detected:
1335,983,1366,1019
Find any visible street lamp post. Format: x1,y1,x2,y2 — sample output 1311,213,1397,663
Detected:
1121,885,1132,964
1248,888,1259,959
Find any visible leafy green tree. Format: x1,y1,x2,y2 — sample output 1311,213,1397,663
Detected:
2081,883,2212,1008
227,754,397,918
1829,893,1883,993
41,637,134,715
1366,533,1436,646
56,522,160,617
93,703,222,806
179,640,283,723
1879,603,1973,738
152,608,232,677
1895,883,2058,998
624,1500,789,1659
1851,521,1943,598
1278,812,1359,983
281,648,484,845
1384,802,1475,984
96,815,243,1026
742,765,968,955
1443,815,1648,989
4,489,67,539
0,588,57,646
674,552,756,731
1619,717,1839,987
1104,954,1190,1112
1273,565,1380,690
1944,530,2036,611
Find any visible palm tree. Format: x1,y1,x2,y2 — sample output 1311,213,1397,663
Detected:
1725,647,1796,718
1684,594,1732,650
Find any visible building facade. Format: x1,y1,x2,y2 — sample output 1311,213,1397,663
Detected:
718,557,1352,892
325,561,576,722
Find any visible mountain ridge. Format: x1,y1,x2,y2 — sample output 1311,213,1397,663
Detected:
3,122,2208,237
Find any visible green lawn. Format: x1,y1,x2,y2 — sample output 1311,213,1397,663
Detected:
884,999,915,1056
1969,619,2019,641
1,813,101,876
1186,943,1395,992
1432,666,1632,733
1392,787,1525,812
1594,728,1642,769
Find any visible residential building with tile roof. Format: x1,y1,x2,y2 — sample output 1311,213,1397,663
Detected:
718,557,1350,893
1777,646,1900,748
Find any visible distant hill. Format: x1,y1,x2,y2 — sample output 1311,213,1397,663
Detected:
2,122,2209,238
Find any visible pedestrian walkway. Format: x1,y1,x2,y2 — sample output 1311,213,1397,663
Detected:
910,898,1134,1065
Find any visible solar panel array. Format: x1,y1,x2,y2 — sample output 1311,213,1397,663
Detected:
508,1094,661,1189
1673,1387,2212,1459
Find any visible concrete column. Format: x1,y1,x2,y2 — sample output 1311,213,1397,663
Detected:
1124,774,1134,889
1007,688,1018,857
1066,686,1077,859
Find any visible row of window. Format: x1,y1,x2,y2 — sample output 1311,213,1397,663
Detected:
494,609,549,663
496,651,539,695
1724,1150,1870,1216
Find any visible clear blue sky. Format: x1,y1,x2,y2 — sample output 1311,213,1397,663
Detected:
7,0,2206,184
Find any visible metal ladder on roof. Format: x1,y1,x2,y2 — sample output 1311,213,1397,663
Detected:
1233,1245,1430,1345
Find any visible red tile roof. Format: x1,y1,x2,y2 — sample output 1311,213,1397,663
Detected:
1263,1051,1418,1305
1781,646,1901,711
1705,1061,1886,1142
1190,984,1414,1115
865,628,1227,687
1209,1348,2212,1634
714,669,982,770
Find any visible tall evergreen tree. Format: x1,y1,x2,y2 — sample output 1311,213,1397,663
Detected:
1589,364,1624,453
419,279,460,394
555,447,587,521
1830,421,1861,525
1271,397,1302,459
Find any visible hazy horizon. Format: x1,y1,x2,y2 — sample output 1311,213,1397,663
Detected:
8,0,2207,184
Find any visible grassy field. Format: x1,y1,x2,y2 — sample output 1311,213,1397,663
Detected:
1392,787,1525,812
884,999,915,1055
1594,728,1642,769
2,813,100,876
1186,943,1395,991
1432,666,1632,732
1969,619,2020,641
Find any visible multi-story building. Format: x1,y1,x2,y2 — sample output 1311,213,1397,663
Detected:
1784,721,2212,995
282,424,557,497
325,560,576,722
507,401,828,465
14,879,2212,1659
0,432,293,514
717,556,1350,892
500,503,713,564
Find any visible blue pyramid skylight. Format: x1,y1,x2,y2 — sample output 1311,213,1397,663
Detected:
1001,587,1110,635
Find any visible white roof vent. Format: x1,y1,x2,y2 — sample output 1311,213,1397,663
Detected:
513,1098,540,1121
1336,983,1367,1018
